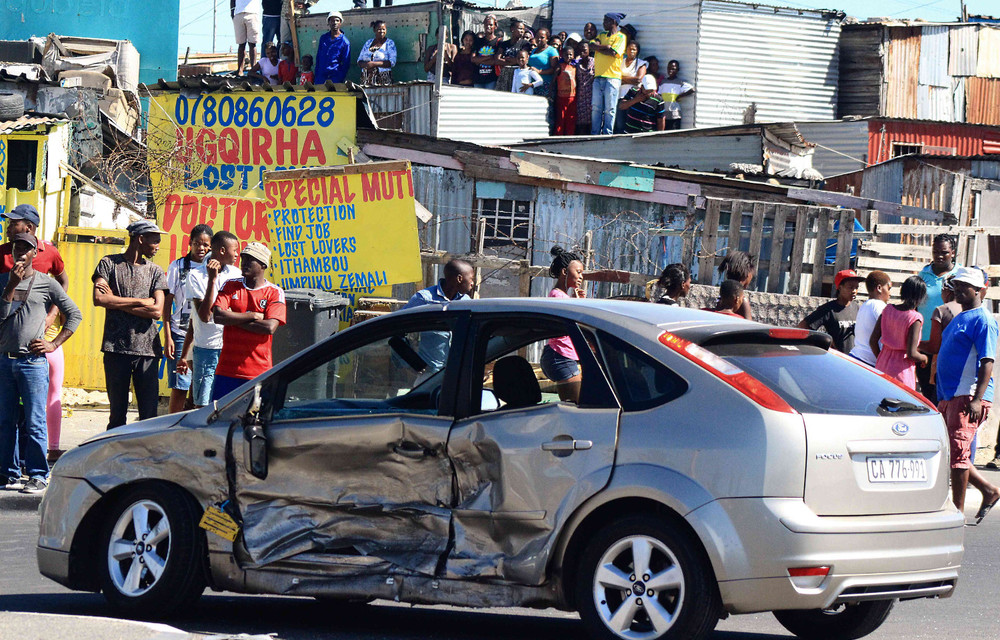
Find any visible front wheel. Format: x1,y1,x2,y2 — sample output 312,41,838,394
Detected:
773,601,895,640
98,483,207,618
575,515,720,640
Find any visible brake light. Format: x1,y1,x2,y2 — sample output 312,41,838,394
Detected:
768,328,811,340
829,350,937,411
788,566,831,590
658,331,797,414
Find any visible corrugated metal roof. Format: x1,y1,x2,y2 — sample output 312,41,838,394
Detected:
437,84,548,144
695,1,840,128
0,113,68,135
552,0,701,128
966,77,1000,126
918,26,949,87
976,27,1000,78
917,83,954,121
948,25,979,76
796,119,869,176
884,27,920,118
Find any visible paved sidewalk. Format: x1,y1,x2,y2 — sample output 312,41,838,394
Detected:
0,611,188,640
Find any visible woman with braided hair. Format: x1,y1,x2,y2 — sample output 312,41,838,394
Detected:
654,262,690,305
541,246,585,403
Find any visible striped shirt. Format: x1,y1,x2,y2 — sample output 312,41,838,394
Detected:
622,87,666,134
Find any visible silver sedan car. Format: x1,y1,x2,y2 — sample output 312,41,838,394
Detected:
38,300,964,640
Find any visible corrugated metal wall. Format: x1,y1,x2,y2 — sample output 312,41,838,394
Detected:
918,26,950,87
512,132,762,172
976,27,1000,78
949,25,979,76
364,83,434,136
694,2,840,128
837,25,882,117
972,160,1000,180
551,0,702,129
796,120,869,177
966,77,1000,126
438,85,549,144
866,118,998,164
884,27,921,118
411,165,475,256
860,160,904,223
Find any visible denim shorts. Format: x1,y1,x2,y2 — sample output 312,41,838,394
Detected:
166,331,191,391
191,346,221,407
540,345,580,382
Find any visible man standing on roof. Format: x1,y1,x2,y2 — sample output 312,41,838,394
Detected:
314,11,351,84
92,220,169,429
210,243,286,401
231,0,262,75
590,12,627,135
0,204,69,461
0,233,81,495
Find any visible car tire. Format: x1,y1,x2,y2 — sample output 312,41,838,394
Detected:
0,93,24,121
575,515,720,640
773,601,895,640
98,483,207,618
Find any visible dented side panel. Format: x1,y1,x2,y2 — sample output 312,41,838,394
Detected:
234,414,454,574
446,403,618,584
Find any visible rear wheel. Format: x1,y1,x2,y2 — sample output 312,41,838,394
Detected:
575,515,719,640
98,484,206,618
773,601,895,640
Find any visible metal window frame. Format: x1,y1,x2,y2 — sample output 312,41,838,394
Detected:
473,197,535,250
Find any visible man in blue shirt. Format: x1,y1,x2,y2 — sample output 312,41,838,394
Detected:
936,266,1000,521
314,12,351,84
916,234,960,402
402,259,474,369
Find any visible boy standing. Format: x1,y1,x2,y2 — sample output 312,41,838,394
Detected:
703,279,745,318
936,266,1000,521
798,269,863,353
849,270,891,366
211,243,286,400
178,231,242,408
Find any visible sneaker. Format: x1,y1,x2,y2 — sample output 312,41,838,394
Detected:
4,477,23,491
987,457,1000,470
47,449,65,464
20,478,47,494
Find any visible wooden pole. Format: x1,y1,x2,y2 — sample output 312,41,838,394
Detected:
287,0,301,65
432,0,449,138
474,217,486,299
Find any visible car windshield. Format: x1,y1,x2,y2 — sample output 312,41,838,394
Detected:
707,343,930,416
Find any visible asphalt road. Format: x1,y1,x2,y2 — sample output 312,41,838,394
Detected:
2,488,999,640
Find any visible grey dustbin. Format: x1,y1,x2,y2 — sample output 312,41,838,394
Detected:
273,288,350,365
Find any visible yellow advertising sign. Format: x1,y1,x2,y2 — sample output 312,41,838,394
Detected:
264,161,422,293
146,90,357,264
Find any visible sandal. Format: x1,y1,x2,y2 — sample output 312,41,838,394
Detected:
975,495,1000,525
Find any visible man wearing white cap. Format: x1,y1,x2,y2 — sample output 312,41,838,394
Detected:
92,219,169,429
314,11,351,84
618,74,667,133
210,242,286,401
936,266,1000,522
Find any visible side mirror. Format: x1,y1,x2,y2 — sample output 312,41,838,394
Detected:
481,388,500,412
243,422,268,479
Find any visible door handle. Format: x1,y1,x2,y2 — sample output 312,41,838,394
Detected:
393,441,430,459
542,439,593,452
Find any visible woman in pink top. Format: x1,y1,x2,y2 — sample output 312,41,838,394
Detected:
540,246,586,403
870,275,928,390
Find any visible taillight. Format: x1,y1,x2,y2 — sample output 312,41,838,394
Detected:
658,331,797,414
829,350,937,411
768,328,811,340
788,566,831,590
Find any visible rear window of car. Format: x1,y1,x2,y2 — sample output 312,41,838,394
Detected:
707,343,929,416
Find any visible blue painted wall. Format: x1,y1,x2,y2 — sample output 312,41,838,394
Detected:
1,0,179,84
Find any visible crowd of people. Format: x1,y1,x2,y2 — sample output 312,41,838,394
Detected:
227,3,695,135
1,213,287,495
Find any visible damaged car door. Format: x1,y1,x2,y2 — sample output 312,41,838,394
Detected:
229,313,466,577
446,315,621,584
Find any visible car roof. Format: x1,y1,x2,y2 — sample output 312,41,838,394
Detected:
393,298,767,340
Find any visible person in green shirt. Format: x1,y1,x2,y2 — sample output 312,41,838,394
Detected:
589,12,626,135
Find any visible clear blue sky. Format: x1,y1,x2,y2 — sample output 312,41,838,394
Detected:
178,0,996,55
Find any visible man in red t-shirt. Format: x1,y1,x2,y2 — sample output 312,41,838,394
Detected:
210,242,286,400
0,204,69,461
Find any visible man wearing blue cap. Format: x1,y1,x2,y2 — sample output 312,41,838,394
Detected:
92,220,169,429
590,12,627,135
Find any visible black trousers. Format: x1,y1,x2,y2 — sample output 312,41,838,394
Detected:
104,353,159,430
915,353,936,405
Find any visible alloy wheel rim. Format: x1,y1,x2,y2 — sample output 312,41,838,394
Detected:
592,535,685,639
107,500,171,597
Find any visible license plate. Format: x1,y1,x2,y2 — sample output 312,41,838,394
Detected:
866,456,927,483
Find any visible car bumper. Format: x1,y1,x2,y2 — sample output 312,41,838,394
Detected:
687,497,964,614
37,476,103,588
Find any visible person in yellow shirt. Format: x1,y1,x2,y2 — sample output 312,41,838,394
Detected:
590,12,626,135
